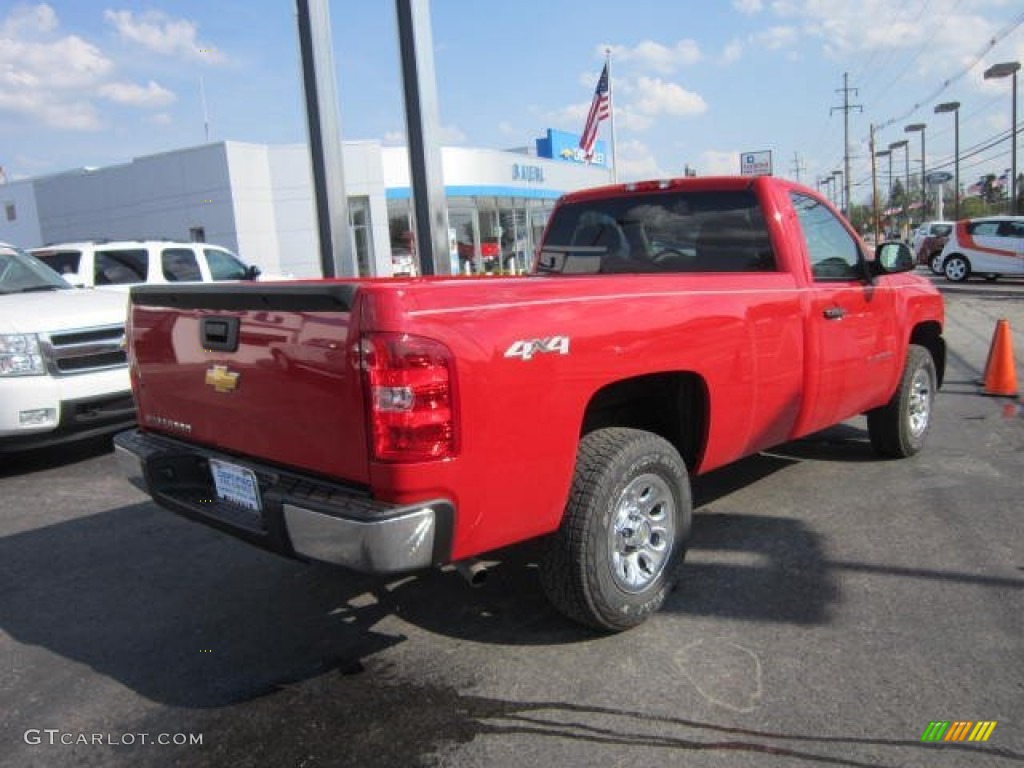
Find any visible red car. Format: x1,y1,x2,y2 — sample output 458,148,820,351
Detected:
116,175,944,631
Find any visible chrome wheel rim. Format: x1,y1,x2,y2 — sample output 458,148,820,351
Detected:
608,473,675,593
946,259,966,280
908,367,932,436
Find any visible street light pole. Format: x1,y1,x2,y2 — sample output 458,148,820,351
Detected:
984,61,1020,214
905,123,926,222
890,140,909,239
876,149,891,236
935,102,961,220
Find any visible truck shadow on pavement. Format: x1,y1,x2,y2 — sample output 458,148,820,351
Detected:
0,441,850,709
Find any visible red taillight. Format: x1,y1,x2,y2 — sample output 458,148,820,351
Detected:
360,332,458,462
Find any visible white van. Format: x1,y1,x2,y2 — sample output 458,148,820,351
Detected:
940,216,1024,282
30,240,264,289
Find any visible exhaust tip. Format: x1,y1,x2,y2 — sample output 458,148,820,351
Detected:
454,560,489,587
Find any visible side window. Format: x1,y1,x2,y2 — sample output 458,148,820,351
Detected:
161,248,202,281
790,193,862,280
34,250,82,276
204,248,248,280
94,249,148,285
967,221,999,237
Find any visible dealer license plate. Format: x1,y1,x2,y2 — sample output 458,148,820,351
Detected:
209,459,262,513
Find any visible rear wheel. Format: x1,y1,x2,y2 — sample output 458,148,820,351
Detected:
540,428,691,631
929,252,945,275
867,345,936,458
944,254,970,282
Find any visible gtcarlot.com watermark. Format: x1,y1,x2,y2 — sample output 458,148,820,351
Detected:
24,729,203,747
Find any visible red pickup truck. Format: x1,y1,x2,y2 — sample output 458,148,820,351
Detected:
115,176,945,631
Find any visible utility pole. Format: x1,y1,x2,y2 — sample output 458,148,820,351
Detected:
791,152,806,183
870,124,880,244
831,72,862,217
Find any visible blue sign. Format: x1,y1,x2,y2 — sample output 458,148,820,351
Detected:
536,129,608,168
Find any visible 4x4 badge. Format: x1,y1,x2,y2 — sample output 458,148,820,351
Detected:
205,364,240,393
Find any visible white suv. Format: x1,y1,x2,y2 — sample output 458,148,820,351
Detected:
30,240,262,289
940,216,1024,282
1,243,133,451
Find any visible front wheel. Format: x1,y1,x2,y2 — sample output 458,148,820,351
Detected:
944,254,970,282
867,345,937,458
540,428,692,631
929,252,945,275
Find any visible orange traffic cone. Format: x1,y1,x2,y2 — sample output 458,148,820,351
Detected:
980,319,1019,397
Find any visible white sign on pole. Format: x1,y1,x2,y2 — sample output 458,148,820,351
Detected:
740,150,772,177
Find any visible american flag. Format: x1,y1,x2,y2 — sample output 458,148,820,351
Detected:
579,63,610,160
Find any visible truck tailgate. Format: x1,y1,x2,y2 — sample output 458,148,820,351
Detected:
129,283,369,484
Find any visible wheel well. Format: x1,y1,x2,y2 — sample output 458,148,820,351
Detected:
581,373,707,470
911,321,946,387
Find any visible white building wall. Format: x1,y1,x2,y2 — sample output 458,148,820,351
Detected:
224,142,283,274
31,144,239,254
0,180,42,249
265,144,317,277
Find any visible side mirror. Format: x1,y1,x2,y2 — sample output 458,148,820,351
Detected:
871,241,915,275
245,265,262,281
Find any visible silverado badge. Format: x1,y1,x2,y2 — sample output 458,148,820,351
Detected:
205,364,240,393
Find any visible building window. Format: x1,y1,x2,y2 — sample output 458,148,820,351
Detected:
189,226,206,243
349,197,374,277
4,203,15,222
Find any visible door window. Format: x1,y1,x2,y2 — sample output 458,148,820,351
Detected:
790,193,862,280
161,248,202,281
95,249,148,285
204,248,248,280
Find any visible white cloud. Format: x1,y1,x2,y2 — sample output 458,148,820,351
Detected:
0,5,114,129
439,123,467,144
103,9,226,63
721,39,744,64
752,25,798,51
1,3,58,36
99,80,176,108
381,124,467,145
605,39,701,74
616,139,671,182
699,150,741,176
146,112,172,126
733,0,764,13
632,77,708,118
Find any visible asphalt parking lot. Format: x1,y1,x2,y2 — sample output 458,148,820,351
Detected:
1,274,1022,768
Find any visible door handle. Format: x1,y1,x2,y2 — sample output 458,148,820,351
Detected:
823,307,846,320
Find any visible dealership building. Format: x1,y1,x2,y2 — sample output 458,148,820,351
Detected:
0,129,610,277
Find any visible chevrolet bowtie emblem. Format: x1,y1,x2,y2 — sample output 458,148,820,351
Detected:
205,364,240,393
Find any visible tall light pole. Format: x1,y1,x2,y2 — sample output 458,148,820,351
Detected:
905,123,926,223
832,169,844,213
984,61,1020,214
935,102,960,220
876,149,891,236
890,139,909,238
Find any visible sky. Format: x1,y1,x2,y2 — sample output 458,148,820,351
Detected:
1,0,1023,206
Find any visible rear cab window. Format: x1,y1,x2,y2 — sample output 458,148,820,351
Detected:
538,189,776,275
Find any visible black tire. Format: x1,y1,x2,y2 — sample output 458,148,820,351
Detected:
928,252,945,275
540,428,691,631
867,345,937,458
943,254,970,282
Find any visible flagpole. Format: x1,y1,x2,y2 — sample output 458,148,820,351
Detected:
606,48,618,183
